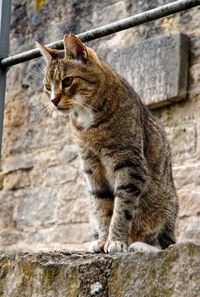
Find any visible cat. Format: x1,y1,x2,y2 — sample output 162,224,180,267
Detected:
37,34,179,253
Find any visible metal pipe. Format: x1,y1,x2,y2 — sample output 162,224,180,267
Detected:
0,0,11,155
1,0,200,68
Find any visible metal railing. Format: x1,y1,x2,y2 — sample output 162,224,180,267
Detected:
0,0,200,155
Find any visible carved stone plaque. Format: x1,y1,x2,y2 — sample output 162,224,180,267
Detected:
107,33,189,109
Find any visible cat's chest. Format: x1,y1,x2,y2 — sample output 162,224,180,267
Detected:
71,118,108,148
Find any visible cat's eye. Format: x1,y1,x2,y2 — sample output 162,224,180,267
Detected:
45,84,51,92
62,77,73,89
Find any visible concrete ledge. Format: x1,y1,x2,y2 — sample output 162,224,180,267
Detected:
0,242,199,297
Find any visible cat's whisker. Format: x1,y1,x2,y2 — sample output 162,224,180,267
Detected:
34,64,44,76
30,69,44,79
37,106,49,123
78,101,98,113
74,104,82,116
30,69,44,77
75,102,93,119
37,100,57,123
82,102,99,113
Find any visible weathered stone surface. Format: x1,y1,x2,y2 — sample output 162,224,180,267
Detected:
165,122,197,164
26,223,92,245
14,187,58,229
92,1,127,27
0,173,4,190
41,165,77,186
57,180,88,200
107,33,189,108
176,218,200,242
58,144,78,163
3,170,31,191
0,242,199,297
0,192,14,228
0,230,24,246
173,163,200,189
2,154,33,174
57,198,88,224
178,186,200,218
4,97,28,128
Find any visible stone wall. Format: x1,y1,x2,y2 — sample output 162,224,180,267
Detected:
0,0,200,250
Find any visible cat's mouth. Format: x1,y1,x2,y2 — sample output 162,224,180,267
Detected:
55,103,73,112
57,107,72,116
57,106,69,111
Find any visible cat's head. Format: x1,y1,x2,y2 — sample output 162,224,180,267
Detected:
36,34,104,116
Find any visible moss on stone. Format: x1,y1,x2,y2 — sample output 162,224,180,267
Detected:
0,243,200,296
43,265,61,287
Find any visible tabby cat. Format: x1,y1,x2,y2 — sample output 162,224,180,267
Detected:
37,34,179,253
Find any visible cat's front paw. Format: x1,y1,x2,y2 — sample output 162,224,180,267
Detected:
89,239,106,253
104,240,128,253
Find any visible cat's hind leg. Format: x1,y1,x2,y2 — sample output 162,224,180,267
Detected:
128,242,160,252
104,150,148,254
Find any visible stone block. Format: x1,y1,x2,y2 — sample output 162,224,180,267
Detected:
41,165,77,187
92,1,127,27
57,180,88,200
4,97,28,128
165,122,196,164
0,192,14,228
14,187,58,229
58,198,88,224
0,173,3,190
0,243,200,297
32,148,58,166
58,144,78,163
26,223,92,245
178,186,200,218
3,170,30,191
177,217,200,242
173,163,200,189
2,154,33,174
53,223,92,244
107,33,189,108
0,229,23,246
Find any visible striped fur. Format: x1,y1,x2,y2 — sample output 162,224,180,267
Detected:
38,34,179,253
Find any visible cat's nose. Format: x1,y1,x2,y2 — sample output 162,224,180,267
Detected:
51,97,61,107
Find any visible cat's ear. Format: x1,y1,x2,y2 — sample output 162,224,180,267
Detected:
35,41,52,63
63,34,88,63
36,41,64,63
